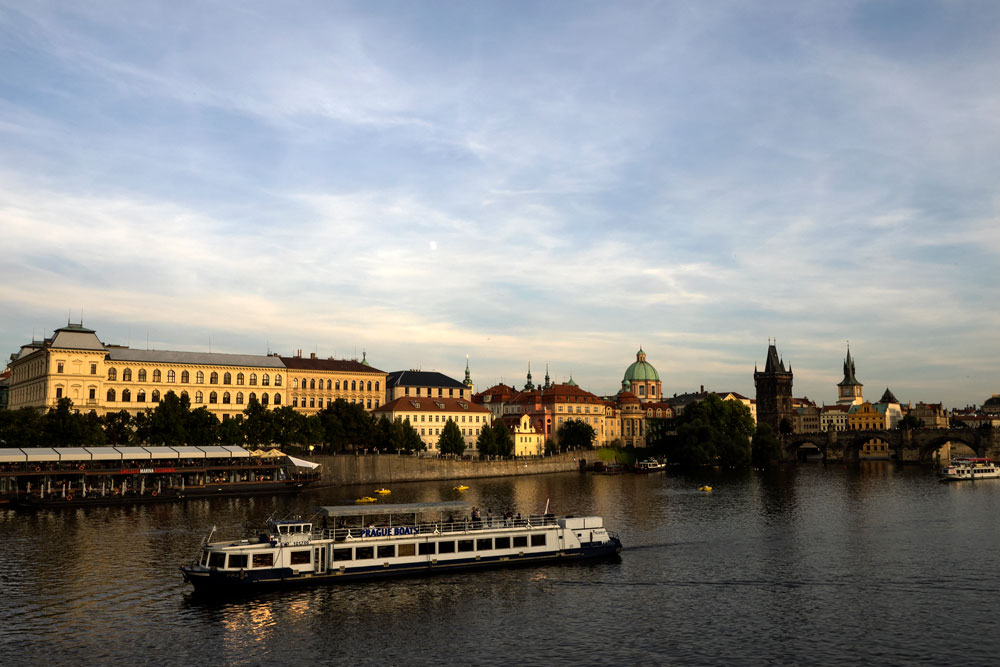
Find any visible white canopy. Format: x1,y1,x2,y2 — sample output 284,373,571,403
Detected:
21,448,60,462
0,448,26,463
55,447,91,460
86,447,123,461
144,447,180,460
116,446,152,460
286,455,321,470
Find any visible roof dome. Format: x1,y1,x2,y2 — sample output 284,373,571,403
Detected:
623,348,660,383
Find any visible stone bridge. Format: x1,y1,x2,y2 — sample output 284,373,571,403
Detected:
779,427,1000,463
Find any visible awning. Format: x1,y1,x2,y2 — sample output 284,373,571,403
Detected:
54,447,92,461
144,447,180,460
0,449,26,463
286,455,320,470
116,446,152,460
86,447,123,461
222,446,251,458
171,446,207,459
21,448,60,462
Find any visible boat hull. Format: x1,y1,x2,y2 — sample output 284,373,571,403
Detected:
181,539,622,594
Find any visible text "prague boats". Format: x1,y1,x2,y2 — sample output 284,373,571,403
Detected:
180,501,622,593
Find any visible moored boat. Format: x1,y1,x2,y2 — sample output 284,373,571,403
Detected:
939,457,1000,481
634,459,666,473
180,501,622,594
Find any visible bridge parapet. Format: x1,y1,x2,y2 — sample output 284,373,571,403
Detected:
779,427,997,463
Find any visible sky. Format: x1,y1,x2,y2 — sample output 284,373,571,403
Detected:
2,1,999,408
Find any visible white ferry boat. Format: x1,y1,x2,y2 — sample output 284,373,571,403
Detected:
939,457,1000,481
634,459,666,473
180,501,622,593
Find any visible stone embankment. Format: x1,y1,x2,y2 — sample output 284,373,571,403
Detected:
309,452,583,487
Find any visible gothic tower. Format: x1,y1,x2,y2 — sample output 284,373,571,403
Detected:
754,341,794,433
836,347,863,406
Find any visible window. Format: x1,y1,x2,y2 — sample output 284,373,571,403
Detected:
137,390,146,403
121,389,131,403
252,553,274,568
90,363,97,375
249,392,257,403
310,398,315,408
262,374,270,386
274,393,281,405
377,545,395,558
55,387,63,399
367,399,372,409
309,379,315,390
457,540,474,553
236,392,244,405
293,378,298,389
397,543,416,557
151,389,160,402
530,534,547,547
333,548,353,561
336,380,341,390
223,372,231,385
57,362,64,373
209,552,226,569
223,392,231,404
152,369,161,382
368,381,372,391
209,392,217,404
181,391,188,401
123,368,132,382
476,538,492,551
181,370,189,383
228,554,248,569
196,371,204,384
250,374,257,386
195,391,203,404
108,368,117,381
137,368,146,382
210,372,218,384
495,537,510,549
237,373,245,385
351,380,356,391
418,542,436,555
88,387,96,400
290,551,311,565
375,382,380,392
275,375,282,387
261,393,269,406
292,397,298,407
513,536,528,548
438,541,455,554
355,547,374,560
163,369,173,383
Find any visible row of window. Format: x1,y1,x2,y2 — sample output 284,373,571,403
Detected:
292,397,378,409
55,362,98,375
402,387,467,398
106,388,281,406
401,413,484,424
107,368,282,386
293,378,380,392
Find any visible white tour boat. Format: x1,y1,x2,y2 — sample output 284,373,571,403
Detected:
939,457,1000,481
634,459,666,473
181,501,622,593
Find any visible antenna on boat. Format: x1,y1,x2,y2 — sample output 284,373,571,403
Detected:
543,498,550,515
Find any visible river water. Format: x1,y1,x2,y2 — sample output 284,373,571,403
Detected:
1,463,998,666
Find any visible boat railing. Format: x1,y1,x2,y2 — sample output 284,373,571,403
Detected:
321,514,558,542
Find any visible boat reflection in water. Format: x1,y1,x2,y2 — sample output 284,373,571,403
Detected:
0,445,320,508
181,501,622,594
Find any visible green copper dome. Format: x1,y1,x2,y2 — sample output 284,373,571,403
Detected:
623,348,659,382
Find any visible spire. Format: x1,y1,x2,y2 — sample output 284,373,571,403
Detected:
839,346,861,386
524,362,534,391
463,354,472,387
544,363,551,390
361,350,370,367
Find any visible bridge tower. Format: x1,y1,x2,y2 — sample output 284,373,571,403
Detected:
755,341,795,433
837,346,864,406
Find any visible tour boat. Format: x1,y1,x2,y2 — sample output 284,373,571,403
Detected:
939,458,1000,481
180,501,622,594
634,459,666,473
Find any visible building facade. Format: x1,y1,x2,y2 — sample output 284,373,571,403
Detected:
621,348,663,402
372,396,491,453
281,353,386,412
386,370,471,402
754,342,795,433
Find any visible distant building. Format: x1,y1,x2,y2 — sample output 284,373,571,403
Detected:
472,383,517,423
386,369,471,402
848,402,887,430
0,369,9,410
910,402,949,429
373,395,490,453
875,388,903,428
280,352,386,412
511,413,544,456
982,395,1000,415
820,404,850,431
621,348,663,402
794,405,821,433
754,342,795,433
505,381,613,446
837,347,864,406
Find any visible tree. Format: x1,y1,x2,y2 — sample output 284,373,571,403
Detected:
493,421,514,457
556,419,596,451
242,397,273,446
217,415,246,447
102,410,133,446
544,438,558,455
271,407,307,448
43,398,87,447
0,408,44,448
475,423,496,456
898,414,925,430
438,419,466,456
146,391,189,446
400,419,425,453
751,422,782,468
186,407,219,447
649,394,755,468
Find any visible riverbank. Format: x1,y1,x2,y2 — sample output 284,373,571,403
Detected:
307,452,584,486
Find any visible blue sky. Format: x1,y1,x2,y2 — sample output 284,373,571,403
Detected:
2,1,999,407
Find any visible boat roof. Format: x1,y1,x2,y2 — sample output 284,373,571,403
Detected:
0,446,260,462
317,501,471,518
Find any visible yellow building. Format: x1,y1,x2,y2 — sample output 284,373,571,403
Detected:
512,413,544,456
373,396,491,453
504,380,616,446
848,402,888,430
281,353,386,412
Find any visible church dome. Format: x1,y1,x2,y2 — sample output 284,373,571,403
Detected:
623,348,660,383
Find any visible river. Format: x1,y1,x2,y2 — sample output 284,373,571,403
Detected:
1,462,998,666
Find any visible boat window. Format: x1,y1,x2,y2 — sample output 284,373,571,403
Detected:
397,544,416,557
531,534,547,547
253,553,274,568
279,526,288,533
418,542,436,555
457,540,474,553
495,537,511,549
513,536,528,548
201,550,210,566
228,554,248,569
333,548,352,561
355,547,374,560
290,550,311,565
476,538,492,551
377,545,395,559
437,541,455,554
208,552,226,569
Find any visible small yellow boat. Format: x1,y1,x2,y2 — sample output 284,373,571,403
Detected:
698,485,713,492
374,488,391,495
355,496,377,504
453,485,469,492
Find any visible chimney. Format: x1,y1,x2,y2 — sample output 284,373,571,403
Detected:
700,385,705,393
310,352,317,359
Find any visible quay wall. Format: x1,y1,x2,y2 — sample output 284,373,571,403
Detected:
309,453,583,486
